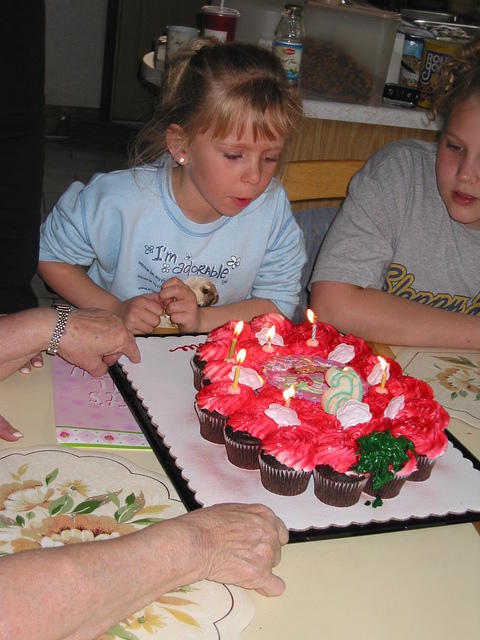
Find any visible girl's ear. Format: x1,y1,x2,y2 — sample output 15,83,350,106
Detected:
166,124,189,166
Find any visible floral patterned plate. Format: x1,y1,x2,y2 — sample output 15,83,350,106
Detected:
396,350,480,430
0,446,254,639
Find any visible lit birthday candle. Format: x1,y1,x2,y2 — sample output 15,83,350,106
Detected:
377,356,390,394
306,309,318,347
229,348,246,394
226,320,244,361
283,384,296,408
262,326,276,353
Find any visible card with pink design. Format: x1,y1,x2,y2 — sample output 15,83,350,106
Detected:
395,349,480,430
51,356,150,449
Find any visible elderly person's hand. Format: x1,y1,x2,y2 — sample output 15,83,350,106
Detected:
186,502,288,596
0,413,23,441
57,308,141,377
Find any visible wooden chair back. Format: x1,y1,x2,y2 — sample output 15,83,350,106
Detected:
282,159,365,204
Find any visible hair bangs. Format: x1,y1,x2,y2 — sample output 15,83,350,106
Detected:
193,79,301,143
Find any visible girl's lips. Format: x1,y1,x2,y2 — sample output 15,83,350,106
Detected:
231,197,253,208
453,191,476,205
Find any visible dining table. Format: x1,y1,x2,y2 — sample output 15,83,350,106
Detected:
1,341,479,640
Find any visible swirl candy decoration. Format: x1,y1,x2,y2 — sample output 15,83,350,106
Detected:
321,366,363,414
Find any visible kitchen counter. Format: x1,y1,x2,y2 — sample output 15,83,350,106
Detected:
303,95,440,131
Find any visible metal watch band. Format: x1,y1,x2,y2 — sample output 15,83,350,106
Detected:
46,304,72,355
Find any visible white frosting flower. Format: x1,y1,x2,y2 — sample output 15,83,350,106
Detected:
327,343,355,364
384,394,405,420
264,403,300,427
336,400,372,428
367,362,390,386
255,327,285,347
228,366,263,390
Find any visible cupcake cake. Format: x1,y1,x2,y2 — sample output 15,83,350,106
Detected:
191,312,450,507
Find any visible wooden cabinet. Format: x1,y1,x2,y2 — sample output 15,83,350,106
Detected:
287,116,438,163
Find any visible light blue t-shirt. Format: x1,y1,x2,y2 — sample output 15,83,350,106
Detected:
39,156,306,319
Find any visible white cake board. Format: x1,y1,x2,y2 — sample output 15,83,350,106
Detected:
118,337,480,534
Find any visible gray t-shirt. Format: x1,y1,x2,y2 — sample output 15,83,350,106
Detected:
311,140,480,316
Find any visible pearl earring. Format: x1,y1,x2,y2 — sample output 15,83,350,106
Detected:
178,156,185,165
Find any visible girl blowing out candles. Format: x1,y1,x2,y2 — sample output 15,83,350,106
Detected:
38,40,306,336
310,38,480,349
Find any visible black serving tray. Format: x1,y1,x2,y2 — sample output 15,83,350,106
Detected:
109,347,480,544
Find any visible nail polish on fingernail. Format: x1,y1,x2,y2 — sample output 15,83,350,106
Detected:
20,367,31,374
32,361,43,367
13,432,24,439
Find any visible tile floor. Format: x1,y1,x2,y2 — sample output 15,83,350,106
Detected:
33,118,136,306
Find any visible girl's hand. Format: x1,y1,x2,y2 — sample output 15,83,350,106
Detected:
115,293,164,335
160,277,200,333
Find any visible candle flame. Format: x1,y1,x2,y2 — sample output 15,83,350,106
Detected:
236,348,246,364
283,384,296,402
234,320,244,337
306,308,315,324
378,356,387,370
266,326,276,342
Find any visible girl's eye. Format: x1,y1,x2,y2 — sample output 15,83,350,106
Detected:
224,153,242,160
264,156,279,163
447,142,463,152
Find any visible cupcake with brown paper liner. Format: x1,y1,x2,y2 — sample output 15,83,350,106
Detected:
194,380,256,444
355,429,418,504
258,406,319,496
389,397,449,481
312,400,373,507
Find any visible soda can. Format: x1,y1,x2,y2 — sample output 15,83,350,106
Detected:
417,37,464,110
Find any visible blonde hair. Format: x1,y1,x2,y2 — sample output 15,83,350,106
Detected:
431,36,480,129
131,38,303,166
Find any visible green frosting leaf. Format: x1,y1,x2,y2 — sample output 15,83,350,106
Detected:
354,430,415,493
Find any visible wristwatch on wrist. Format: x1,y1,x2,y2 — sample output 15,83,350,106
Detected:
46,304,72,356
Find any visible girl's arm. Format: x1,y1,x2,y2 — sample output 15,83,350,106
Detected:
311,281,480,349
38,261,119,311
197,297,279,333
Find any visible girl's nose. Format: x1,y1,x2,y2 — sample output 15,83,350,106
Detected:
242,160,261,185
458,155,480,183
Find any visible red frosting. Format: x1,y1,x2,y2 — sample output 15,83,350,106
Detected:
227,404,279,440
196,381,256,416
206,320,255,344
249,312,293,337
261,422,322,472
390,399,449,459
313,423,360,473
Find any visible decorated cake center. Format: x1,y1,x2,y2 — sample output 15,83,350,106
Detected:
262,355,332,402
